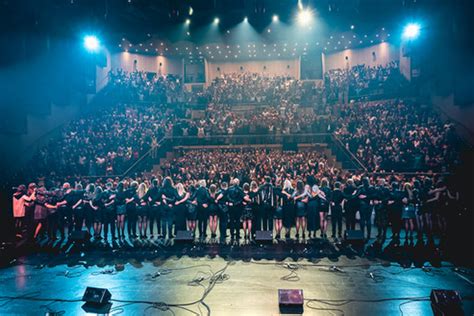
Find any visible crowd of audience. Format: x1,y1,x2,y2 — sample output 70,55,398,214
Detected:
324,61,407,101
171,103,330,137
206,72,322,106
161,149,331,185
108,62,406,107
334,99,461,172
109,69,184,103
29,103,177,179
18,62,461,186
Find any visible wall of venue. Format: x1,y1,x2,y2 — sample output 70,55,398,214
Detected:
205,58,300,82
109,52,184,75
322,42,400,72
95,50,185,93
0,101,82,166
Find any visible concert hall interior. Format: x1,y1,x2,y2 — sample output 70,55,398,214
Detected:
0,0,473,315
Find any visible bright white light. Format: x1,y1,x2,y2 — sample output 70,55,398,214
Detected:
272,15,279,22
297,9,313,26
403,23,420,40
244,17,248,23
297,0,303,10
213,17,220,25
84,35,100,52
185,19,191,25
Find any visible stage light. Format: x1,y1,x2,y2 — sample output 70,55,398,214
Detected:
213,17,220,25
244,17,248,23
185,19,191,25
83,35,100,52
273,15,279,22
403,23,420,40
297,9,313,26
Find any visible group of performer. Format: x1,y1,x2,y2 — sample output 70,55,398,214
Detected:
12,174,458,245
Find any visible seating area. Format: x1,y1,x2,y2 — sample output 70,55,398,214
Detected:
13,63,463,186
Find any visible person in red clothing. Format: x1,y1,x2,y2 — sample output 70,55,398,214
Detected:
12,185,35,237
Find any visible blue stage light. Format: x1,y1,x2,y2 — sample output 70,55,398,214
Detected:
403,23,420,40
84,35,100,52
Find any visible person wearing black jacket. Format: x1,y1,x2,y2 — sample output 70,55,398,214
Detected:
144,178,161,238
216,182,229,241
72,184,85,232
161,177,179,239
357,177,374,240
60,183,74,238
343,179,359,231
208,184,220,238
83,184,96,235
319,178,332,239
258,176,274,232
306,178,320,239
33,187,49,240
126,181,139,239
388,181,404,242
90,186,104,240
186,184,198,235
227,178,248,240
174,182,190,233
331,182,344,239
374,178,390,242
136,182,151,239
114,182,128,240
101,182,117,242
45,188,63,240
195,180,211,239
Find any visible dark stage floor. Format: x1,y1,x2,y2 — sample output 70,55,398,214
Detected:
0,239,473,316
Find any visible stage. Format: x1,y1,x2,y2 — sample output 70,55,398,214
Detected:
0,239,473,315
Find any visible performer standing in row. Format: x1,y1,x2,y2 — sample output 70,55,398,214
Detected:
306,177,319,239
216,182,229,242
195,180,211,239
293,180,309,239
208,184,220,238
161,177,178,239
330,181,344,239
174,182,189,232
319,178,331,239
258,176,275,232
281,179,294,239
12,185,35,238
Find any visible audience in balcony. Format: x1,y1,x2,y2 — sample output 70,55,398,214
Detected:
29,103,177,179
334,99,460,172
19,62,461,186
324,61,407,101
